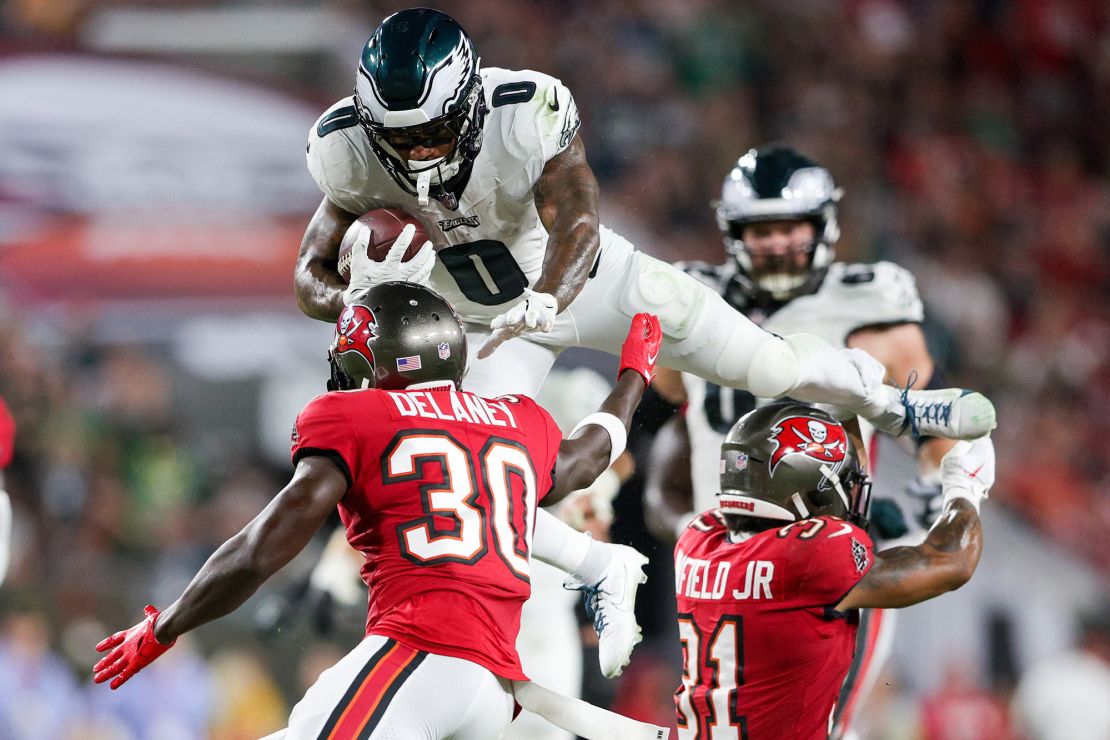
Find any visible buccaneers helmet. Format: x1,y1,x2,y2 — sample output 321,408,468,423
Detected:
718,401,870,526
715,145,842,300
353,8,486,204
330,282,467,391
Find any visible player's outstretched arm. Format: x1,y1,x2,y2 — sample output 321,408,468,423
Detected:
531,135,601,313
548,314,661,503
837,437,992,610
295,197,361,322
94,456,348,688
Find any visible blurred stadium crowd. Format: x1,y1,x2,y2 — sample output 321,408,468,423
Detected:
1,0,1109,738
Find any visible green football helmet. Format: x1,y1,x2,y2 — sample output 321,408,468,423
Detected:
715,145,842,300
330,282,467,391
353,8,486,204
719,401,871,526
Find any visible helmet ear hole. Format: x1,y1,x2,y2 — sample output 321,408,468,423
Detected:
805,488,836,513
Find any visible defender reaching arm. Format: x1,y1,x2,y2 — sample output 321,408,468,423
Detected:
836,436,992,610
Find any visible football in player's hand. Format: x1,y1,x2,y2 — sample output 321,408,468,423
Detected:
337,208,431,283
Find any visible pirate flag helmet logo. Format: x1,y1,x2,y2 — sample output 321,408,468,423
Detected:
718,401,870,525
769,415,848,476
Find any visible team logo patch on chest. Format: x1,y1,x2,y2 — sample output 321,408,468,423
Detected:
768,415,848,473
851,537,869,573
438,214,480,232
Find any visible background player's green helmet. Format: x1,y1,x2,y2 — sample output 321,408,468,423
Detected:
329,282,467,391
353,8,486,203
715,145,842,300
719,400,871,526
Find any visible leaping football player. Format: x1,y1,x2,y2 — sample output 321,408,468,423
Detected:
293,8,996,681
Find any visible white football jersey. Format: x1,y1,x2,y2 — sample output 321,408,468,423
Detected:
681,260,925,513
307,67,581,325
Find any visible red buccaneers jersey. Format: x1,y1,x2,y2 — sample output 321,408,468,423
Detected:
290,387,563,681
673,511,874,740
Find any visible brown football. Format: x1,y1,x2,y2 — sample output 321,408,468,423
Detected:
337,208,431,283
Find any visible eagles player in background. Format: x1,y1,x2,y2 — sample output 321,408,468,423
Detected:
673,401,993,739
293,8,995,687
646,144,959,738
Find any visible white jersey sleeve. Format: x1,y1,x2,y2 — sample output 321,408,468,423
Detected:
306,97,393,215
762,261,924,345
829,261,925,325
491,68,581,185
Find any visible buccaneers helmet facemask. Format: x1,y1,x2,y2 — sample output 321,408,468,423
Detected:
328,282,468,392
353,9,487,205
715,145,843,301
717,401,871,528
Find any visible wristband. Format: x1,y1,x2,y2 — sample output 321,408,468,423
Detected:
569,412,627,468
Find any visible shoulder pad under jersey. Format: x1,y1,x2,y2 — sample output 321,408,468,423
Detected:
306,97,387,215
821,261,924,325
484,68,581,181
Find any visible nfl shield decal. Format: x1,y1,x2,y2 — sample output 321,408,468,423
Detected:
437,342,451,360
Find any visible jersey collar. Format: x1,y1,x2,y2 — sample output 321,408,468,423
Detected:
406,380,457,391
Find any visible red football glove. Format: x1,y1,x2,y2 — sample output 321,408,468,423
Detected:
618,313,663,384
94,605,176,689
0,397,14,470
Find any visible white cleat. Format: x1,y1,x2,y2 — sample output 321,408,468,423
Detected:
870,386,997,440
564,544,649,678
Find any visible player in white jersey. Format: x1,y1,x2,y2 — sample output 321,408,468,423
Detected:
292,9,995,682
646,144,959,739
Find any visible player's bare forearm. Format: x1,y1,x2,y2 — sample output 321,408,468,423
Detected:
295,197,360,322
644,415,695,542
837,499,982,610
532,135,600,312
154,458,348,642
550,371,645,502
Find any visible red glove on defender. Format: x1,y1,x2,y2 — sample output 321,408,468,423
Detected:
618,313,662,384
94,605,176,689
0,396,14,469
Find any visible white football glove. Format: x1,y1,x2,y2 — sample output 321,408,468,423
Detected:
477,289,558,358
343,223,435,305
939,437,995,513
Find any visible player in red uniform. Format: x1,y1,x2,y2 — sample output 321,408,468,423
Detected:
93,282,665,740
673,401,992,739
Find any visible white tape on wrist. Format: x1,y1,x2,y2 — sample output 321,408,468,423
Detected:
569,412,627,468
513,680,669,740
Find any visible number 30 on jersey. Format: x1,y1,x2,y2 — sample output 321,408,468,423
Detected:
383,430,536,581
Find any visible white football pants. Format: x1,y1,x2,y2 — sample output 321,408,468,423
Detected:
271,634,514,739
461,225,775,398
502,562,580,740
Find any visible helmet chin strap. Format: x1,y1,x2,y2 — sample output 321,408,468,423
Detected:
408,156,462,205
414,168,432,205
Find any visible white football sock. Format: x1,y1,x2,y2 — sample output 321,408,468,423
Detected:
532,508,611,583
